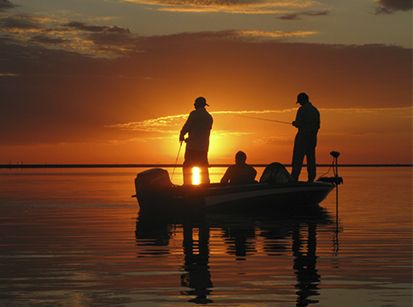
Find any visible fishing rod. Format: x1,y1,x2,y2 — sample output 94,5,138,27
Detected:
236,114,291,125
171,140,183,181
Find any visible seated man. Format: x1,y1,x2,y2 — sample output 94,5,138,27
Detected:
221,151,257,184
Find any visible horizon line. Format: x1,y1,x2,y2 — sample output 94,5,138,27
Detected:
0,163,412,169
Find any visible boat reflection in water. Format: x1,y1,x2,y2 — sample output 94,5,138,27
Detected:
135,205,334,305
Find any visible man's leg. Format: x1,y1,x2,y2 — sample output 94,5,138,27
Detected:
201,167,210,184
198,150,210,184
291,136,305,181
183,149,193,185
306,145,316,182
183,149,210,184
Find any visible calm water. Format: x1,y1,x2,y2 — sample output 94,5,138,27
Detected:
0,167,411,306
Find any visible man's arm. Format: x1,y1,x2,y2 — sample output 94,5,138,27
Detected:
252,167,257,180
220,167,232,184
180,113,193,141
292,108,303,128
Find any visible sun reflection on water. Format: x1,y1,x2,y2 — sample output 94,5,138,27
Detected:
192,167,201,185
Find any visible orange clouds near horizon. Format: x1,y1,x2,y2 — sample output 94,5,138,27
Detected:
1,106,411,165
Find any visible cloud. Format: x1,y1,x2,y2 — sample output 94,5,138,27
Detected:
0,15,42,30
108,106,413,134
0,11,319,57
375,0,412,14
107,113,188,133
64,21,131,35
0,15,135,57
123,0,318,14
0,0,15,11
278,9,329,20
0,72,18,77
30,34,67,45
237,29,317,39
64,21,135,55
151,29,318,42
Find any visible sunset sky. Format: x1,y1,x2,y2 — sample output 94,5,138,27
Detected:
0,0,411,164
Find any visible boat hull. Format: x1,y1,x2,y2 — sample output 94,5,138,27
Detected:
135,179,335,215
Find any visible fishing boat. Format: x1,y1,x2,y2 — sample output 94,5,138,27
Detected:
134,160,341,215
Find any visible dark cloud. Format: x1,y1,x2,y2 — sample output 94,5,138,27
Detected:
0,15,41,30
0,0,15,11
65,21,130,34
65,21,133,52
278,10,329,20
65,22,136,55
376,0,412,14
30,34,67,45
0,16,134,57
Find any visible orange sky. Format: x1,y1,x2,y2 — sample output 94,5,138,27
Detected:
0,1,412,164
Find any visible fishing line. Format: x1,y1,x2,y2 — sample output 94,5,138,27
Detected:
236,114,291,125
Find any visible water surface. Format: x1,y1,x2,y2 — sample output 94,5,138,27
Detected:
0,167,411,306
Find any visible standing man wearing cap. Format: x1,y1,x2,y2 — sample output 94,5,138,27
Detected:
180,97,213,185
291,92,320,182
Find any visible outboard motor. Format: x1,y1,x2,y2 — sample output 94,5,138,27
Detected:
135,168,173,205
260,162,293,184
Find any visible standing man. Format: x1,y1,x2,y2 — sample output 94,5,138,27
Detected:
180,97,213,185
291,92,320,182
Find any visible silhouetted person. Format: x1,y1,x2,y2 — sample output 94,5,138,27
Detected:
220,151,257,184
180,97,213,185
291,92,320,182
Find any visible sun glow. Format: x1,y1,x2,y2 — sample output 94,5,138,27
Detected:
208,132,237,161
192,167,201,185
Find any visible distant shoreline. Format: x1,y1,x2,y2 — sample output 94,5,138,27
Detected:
0,164,412,169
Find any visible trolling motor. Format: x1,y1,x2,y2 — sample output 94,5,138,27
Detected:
318,151,343,185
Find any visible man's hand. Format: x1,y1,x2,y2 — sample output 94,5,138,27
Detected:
179,133,185,142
